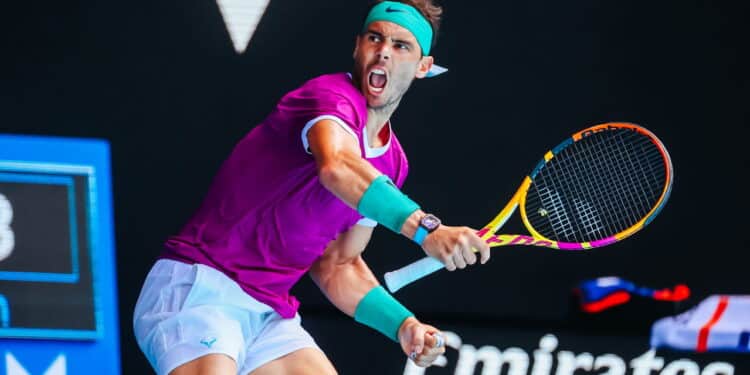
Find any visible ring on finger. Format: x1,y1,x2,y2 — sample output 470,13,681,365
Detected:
434,334,444,348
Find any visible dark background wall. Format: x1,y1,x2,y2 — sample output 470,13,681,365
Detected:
2,0,747,373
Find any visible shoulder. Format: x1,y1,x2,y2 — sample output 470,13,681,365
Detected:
284,73,368,131
279,73,367,115
298,73,363,102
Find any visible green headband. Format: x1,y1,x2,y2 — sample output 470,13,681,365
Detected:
363,1,434,56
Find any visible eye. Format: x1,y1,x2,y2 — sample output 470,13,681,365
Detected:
368,34,382,43
394,42,411,51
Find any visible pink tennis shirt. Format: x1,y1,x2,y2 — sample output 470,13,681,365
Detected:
161,73,409,318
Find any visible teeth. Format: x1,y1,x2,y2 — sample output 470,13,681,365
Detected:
368,68,387,93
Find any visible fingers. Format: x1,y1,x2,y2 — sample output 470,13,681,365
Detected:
478,244,491,264
461,244,477,265
407,323,427,359
469,229,491,264
431,332,445,349
411,332,447,367
423,332,442,350
451,228,482,269
400,320,446,368
452,248,467,269
442,255,456,271
426,226,491,270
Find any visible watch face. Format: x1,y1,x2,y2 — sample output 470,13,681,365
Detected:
421,214,441,231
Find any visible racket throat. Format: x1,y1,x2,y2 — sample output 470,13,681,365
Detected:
481,233,555,248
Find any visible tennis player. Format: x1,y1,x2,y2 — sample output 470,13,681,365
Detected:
133,1,490,374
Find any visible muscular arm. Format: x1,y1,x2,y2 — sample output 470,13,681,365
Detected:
307,120,421,237
306,119,377,206
307,120,450,365
309,222,444,366
306,119,490,270
308,223,377,316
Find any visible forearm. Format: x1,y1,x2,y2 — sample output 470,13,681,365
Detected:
312,256,416,342
308,120,490,269
318,153,424,236
310,254,379,316
309,120,422,237
399,209,425,241
316,151,381,210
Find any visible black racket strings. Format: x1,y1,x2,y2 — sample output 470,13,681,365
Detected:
524,129,667,243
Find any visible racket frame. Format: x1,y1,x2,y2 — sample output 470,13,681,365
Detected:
384,122,673,292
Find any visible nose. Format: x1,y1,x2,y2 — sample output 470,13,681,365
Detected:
376,43,391,61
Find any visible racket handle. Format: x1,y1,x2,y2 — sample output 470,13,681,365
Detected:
384,256,445,293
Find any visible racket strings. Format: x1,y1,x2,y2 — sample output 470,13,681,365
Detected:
539,153,588,240
611,135,663,220
567,138,612,239
602,133,665,223
525,129,667,242
571,130,664,237
536,136,611,242
589,132,645,231
573,130,663,238
540,135,615,242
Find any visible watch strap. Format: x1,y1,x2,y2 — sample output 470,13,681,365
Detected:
413,225,429,246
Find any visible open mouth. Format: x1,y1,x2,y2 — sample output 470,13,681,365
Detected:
368,68,388,93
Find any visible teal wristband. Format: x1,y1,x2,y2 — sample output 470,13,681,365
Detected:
354,286,414,342
357,175,420,233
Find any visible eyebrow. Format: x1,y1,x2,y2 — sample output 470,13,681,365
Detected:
365,30,415,48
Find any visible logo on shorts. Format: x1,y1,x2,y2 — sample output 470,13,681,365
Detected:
200,336,217,348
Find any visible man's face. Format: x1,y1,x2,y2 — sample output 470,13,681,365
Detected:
353,21,433,110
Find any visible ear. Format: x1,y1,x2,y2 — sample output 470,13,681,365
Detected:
414,55,434,79
353,35,361,59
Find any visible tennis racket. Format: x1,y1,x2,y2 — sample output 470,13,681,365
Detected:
384,122,673,293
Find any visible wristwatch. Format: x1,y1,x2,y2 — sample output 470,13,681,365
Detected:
413,213,441,246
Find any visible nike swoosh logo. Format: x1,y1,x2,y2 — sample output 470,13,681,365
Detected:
200,337,217,348
385,6,406,13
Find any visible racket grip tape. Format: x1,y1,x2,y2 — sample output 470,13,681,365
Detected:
384,256,445,293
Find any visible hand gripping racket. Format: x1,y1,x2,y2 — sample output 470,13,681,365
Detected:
384,122,673,293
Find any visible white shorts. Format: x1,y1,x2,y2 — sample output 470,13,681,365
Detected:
133,259,320,375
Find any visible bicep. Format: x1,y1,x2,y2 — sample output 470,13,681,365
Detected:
326,223,375,263
306,119,361,164
310,223,379,315
305,119,382,207
310,223,375,282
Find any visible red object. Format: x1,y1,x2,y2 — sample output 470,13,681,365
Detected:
697,295,729,352
653,284,691,301
581,291,631,313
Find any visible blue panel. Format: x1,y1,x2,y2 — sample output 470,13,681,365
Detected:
0,134,120,374
0,173,79,283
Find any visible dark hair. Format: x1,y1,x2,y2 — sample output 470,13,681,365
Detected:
364,0,443,51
